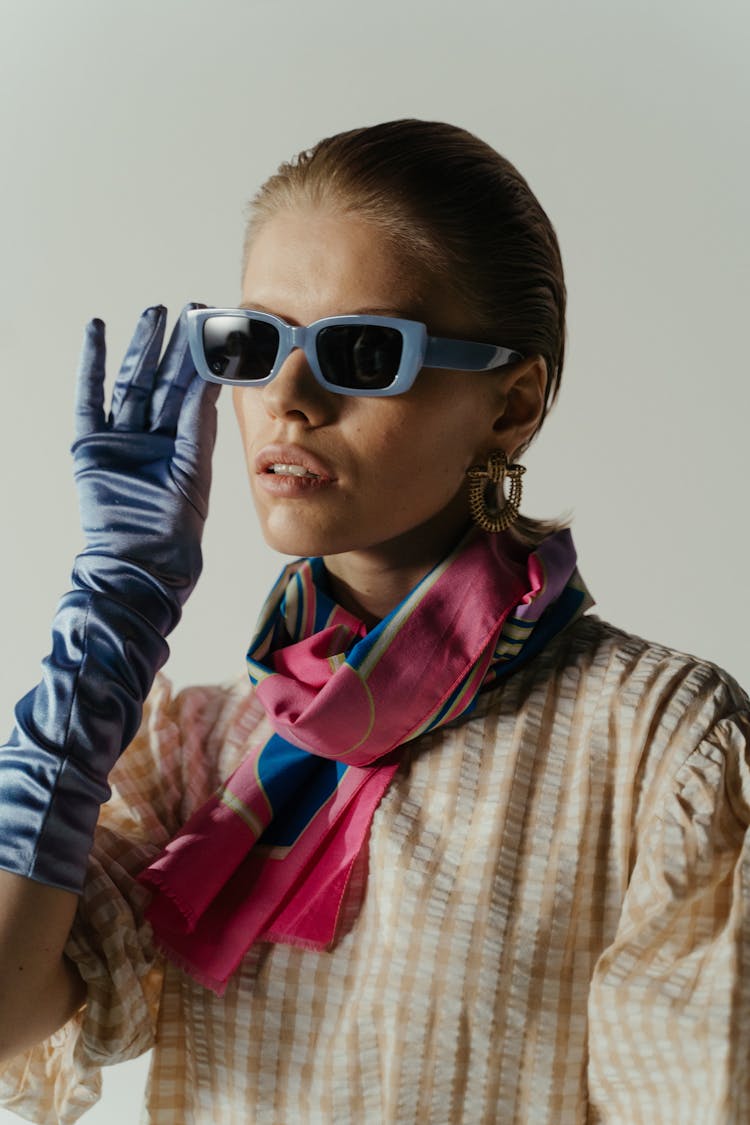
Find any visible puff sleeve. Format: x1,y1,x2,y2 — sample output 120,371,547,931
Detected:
588,707,750,1123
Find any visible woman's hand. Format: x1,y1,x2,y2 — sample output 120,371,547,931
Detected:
71,304,220,634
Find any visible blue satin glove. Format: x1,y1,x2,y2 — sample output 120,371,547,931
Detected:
0,305,220,893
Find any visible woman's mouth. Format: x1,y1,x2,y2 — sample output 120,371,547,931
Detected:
255,445,336,495
266,463,321,479
256,448,336,496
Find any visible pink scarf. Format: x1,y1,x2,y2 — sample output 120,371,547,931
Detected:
139,527,592,994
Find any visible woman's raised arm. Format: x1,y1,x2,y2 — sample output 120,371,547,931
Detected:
0,307,219,1059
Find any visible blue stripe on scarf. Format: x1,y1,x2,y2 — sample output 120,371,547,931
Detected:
256,734,346,847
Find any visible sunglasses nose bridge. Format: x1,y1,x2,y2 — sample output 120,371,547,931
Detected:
279,323,316,371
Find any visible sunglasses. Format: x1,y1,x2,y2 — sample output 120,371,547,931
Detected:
186,308,523,397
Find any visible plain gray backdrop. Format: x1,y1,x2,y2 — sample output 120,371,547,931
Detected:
0,0,747,1120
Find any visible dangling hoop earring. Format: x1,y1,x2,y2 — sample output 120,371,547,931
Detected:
466,450,526,533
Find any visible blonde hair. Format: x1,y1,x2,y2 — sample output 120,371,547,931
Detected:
245,119,571,547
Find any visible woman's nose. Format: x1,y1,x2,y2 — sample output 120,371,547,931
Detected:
259,347,337,426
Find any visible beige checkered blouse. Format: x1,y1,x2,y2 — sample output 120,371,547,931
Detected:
1,614,749,1124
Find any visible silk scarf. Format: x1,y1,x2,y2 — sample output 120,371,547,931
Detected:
139,527,593,994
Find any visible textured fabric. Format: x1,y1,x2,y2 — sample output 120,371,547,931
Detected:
1,615,749,1124
140,528,592,993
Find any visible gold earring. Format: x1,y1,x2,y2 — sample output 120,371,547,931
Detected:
466,450,526,533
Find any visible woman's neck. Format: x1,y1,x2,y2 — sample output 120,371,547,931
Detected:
323,509,473,629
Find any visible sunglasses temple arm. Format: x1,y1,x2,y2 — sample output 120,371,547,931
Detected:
424,336,523,371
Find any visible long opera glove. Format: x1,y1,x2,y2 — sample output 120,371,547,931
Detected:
0,305,219,892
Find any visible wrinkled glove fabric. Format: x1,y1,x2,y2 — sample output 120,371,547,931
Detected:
0,306,218,892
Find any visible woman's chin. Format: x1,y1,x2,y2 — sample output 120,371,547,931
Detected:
257,513,344,560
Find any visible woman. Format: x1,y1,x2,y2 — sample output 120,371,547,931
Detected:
0,120,747,1124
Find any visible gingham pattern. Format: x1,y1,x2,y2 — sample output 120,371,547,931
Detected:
1,615,749,1124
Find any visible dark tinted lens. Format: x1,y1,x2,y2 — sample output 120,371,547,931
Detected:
316,325,403,390
202,315,279,381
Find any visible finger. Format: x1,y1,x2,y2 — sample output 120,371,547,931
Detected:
149,302,206,435
110,306,168,430
74,318,107,440
171,373,221,518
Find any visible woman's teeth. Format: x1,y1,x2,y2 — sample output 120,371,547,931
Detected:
268,463,320,478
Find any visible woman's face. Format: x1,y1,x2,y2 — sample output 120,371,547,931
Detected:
234,207,540,576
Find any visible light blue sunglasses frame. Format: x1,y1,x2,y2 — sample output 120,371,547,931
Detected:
186,308,523,397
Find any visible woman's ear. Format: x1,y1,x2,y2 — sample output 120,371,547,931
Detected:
491,355,547,458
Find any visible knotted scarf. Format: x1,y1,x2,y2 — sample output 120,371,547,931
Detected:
139,527,593,994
